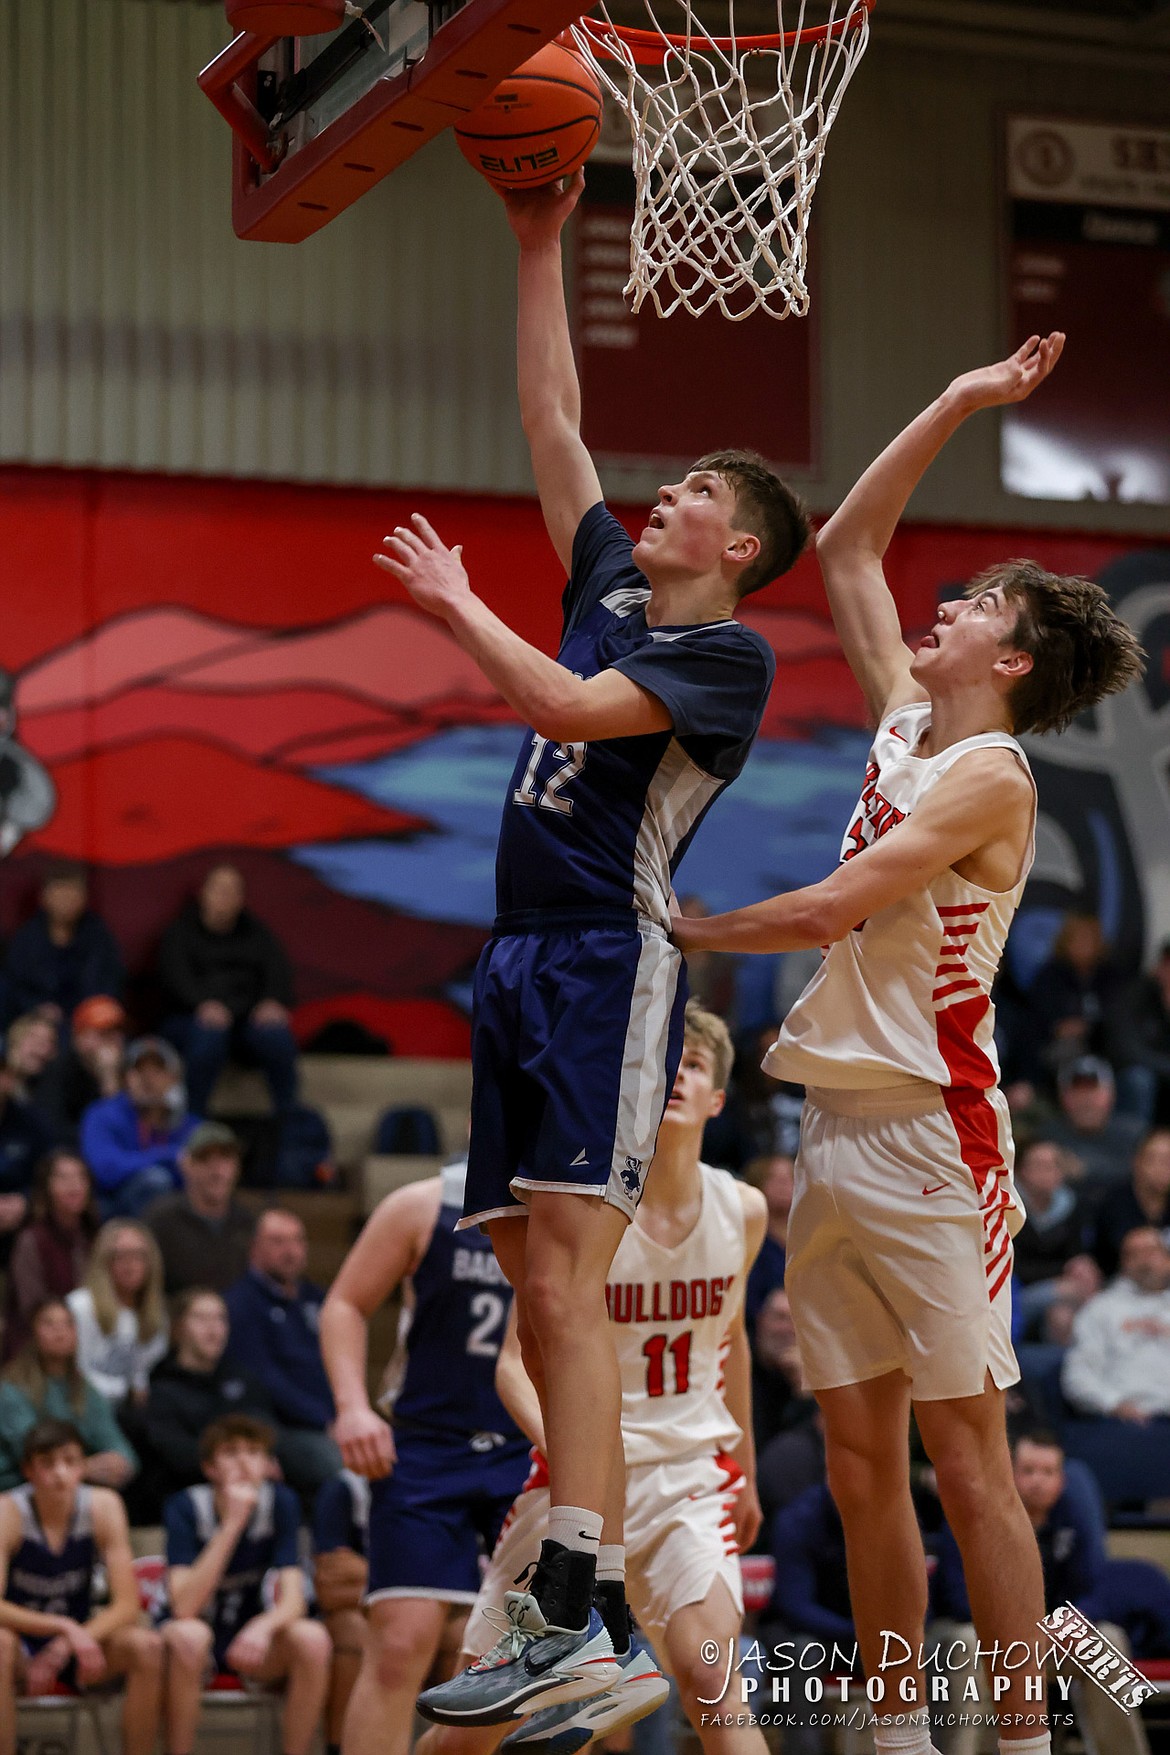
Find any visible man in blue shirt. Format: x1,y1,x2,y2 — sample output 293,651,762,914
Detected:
931,1431,1153,1755
224,1207,341,1495
80,1039,197,1218
377,171,809,1729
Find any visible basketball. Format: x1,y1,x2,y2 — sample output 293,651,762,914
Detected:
454,41,602,193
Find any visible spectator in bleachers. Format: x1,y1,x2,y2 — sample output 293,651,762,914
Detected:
930,1430,1155,1755
139,1288,275,1511
1062,1227,1170,1422
0,1299,136,1491
756,1409,826,1524
752,1483,855,1755
3,1152,97,1361
0,1064,53,1266
312,1471,368,1755
4,1013,60,1123
80,1038,197,1219
67,1220,168,1406
1044,1055,1144,1185
46,996,127,1143
224,1209,341,1494
1108,936,1170,1124
0,1418,163,1755
1024,911,1121,1090
158,1415,329,1755
742,1152,792,1337
751,1287,816,1452
0,865,123,1029
1090,1125,1170,1278
145,1122,254,1296
1012,1137,1099,1338
159,864,298,1119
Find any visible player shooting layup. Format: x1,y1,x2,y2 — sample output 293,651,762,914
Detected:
675,336,1144,1755
376,170,808,1720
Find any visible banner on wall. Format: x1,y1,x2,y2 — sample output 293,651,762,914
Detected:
1003,114,1170,506
575,149,817,471
0,466,1167,1054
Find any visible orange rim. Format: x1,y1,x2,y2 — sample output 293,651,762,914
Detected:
575,1,873,64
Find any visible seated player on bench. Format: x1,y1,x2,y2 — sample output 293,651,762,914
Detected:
0,1417,163,1755
158,1414,330,1755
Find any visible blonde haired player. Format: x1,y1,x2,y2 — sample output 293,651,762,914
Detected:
417,1001,769,1753
675,336,1145,1755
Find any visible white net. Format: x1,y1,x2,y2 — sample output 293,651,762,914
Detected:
571,1,873,320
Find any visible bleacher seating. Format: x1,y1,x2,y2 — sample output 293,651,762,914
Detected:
209,1056,472,1191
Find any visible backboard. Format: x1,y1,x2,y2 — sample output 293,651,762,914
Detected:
200,0,592,242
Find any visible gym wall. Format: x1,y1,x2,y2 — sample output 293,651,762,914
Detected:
2,0,1168,531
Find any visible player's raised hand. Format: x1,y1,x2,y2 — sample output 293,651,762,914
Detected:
332,1402,396,1480
502,169,585,250
948,332,1065,412
222,1480,261,1528
376,515,470,620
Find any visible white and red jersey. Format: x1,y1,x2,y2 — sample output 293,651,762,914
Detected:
765,700,1035,1093
606,1163,745,1469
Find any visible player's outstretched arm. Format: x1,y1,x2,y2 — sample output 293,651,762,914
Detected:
321,1178,442,1479
376,516,673,741
504,173,602,573
818,333,1065,722
673,751,1032,954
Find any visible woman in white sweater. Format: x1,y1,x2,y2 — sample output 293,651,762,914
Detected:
67,1219,169,1404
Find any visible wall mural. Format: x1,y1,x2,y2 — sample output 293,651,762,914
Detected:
0,467,1166,1056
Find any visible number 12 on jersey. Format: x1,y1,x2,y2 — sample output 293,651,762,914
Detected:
513,735,587,816
642,1330,692,1397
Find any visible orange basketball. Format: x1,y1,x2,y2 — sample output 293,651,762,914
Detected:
455,41,602,192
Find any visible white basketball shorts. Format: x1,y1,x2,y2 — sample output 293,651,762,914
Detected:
785,1082,1022,1402
462,1448,745,1662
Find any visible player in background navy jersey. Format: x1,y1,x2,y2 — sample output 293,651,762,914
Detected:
159,1415,330,1755
321,1161,531,1755
0,1419,162,1755
376,168,809,1728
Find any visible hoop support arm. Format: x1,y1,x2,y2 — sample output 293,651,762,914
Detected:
198,30,284,175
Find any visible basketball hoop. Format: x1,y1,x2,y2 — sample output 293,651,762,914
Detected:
570,0,875,320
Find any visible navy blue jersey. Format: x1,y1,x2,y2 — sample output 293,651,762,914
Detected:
495,503,775,926
163,1481,300,1653
392,1163,526,1453
312,1470,369,1559
4,1484,95,1635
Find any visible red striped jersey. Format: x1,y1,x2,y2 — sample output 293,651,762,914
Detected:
766,701,1035,1092
605,1164,745,1468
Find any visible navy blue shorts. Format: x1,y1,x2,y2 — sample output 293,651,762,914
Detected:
463,913,687,1229
366,1430,531,1604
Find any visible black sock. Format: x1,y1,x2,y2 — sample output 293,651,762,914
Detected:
593,1580,631,1655
529,1538,597,1631
327,1745,341,1755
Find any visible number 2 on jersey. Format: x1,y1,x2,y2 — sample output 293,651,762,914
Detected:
513,735,587,816
466,1291,507,1358
642,1330,692,1397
